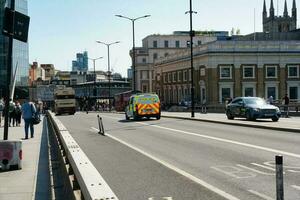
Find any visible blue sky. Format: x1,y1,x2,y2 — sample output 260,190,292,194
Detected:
28,0,299,77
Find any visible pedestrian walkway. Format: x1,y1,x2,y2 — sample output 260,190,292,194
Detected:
162,112,300,133
0,117,50,200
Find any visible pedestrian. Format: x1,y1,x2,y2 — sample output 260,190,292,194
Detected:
8,99,16,127
282,94,290,118
15,101,22,126
21,98,36,139
268,96,274,105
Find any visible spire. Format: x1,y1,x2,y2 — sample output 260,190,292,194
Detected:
270,0,275,18
284,0,288,17
292,0,297,19
263,0,267,19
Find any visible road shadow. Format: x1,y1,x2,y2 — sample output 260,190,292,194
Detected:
233,118,275,123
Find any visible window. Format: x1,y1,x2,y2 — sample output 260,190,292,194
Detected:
153,53,158,60
142,85,147,93
243,66,255,78
289,87,298,99
153,40,157,48
142,58,146,63
221,88,231,103
172,72,176,83
186,40,190,47
244,88,254,97
198,40,202,45
164,40,169,48
168,73,172,83
175,41,180,48
164,73,167,83
288,65,299,78
141,71,148,79
188,69,191,81
266,66,277,78
267,87,276,100
183,70,187,81
220,66,232,79
177,71,182,82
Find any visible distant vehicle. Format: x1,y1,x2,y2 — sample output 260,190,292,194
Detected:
54,85,76,115
114,90,141,112
226,97,281,122
125,93,161,120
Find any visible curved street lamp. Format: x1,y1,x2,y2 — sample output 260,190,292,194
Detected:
115,14,151,91
96,41,120,111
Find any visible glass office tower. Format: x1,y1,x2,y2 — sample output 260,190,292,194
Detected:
0,0,29,98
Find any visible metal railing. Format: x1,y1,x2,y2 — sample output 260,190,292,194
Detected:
46,111,119,200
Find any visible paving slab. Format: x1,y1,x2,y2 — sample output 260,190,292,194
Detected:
0,117,50,200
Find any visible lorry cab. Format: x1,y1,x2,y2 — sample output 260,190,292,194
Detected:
125,93,161,120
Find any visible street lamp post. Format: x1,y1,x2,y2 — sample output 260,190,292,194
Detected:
115,14,150,92
96,41,120,111
88,57,103,97
185,0,197,118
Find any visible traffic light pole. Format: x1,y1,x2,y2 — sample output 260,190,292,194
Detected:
3,0,15,140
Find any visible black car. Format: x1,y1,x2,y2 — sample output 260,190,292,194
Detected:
226,97,281,122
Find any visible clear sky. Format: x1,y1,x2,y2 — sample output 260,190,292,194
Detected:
28,0,299,77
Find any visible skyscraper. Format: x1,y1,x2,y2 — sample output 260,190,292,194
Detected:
72,51,88,72
0,0,29,97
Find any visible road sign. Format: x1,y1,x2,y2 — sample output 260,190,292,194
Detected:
2,8,30,43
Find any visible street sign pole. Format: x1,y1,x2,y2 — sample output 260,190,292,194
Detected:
3,0,15,140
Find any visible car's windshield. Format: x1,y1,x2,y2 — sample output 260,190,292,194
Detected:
244,98,266,105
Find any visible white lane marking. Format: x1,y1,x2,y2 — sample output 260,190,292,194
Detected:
236,164,274,175
291,185,300,191
91,127,240,200
91,127,99,132
133,121,300,159
251,163,276,172
148,197,173,200
248,190,274,200
211,166,256,179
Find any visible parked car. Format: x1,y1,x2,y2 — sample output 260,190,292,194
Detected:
226,97,281,122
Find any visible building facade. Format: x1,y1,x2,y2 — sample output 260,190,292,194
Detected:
131,32,223,93
0,0,29,97
72,51,88,72
155,41,300,106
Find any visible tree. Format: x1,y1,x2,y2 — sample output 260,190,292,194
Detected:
230,28,235,36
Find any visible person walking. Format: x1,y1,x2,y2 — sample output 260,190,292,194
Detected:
282,94,290,118
8,99,16,127
21,99,36,139
0,98,4,127
15,101,22,126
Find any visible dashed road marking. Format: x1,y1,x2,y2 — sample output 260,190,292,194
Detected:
148,197,173,200
236,164,274,175
248,190,274,200
291,185,300,191
251,163,276,172
91,126,240,200
211,166,256,179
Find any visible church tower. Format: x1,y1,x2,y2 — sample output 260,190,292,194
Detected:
263,0,297,33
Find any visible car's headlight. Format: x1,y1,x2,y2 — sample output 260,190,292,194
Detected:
276,107,280,112
253,108,260,112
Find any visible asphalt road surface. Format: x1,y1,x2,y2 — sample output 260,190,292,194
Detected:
57,112,300,200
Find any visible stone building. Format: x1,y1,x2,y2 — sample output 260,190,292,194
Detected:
154,41,300,105
131,32,226,93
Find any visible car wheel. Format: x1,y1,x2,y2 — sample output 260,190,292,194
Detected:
156,115,161,120
226,111,234,120
125,113,129,120
272,116,279,122
246,111,252,121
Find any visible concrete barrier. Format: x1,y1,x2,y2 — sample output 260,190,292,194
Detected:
47,111,118,200
0,140,22,170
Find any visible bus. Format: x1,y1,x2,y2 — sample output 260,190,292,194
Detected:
54,85,76,115
114,90,141,112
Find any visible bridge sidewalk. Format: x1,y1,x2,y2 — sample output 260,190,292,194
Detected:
162,112,300,133
0,117,50,200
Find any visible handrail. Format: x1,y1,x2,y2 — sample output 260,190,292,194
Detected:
47,111,119,200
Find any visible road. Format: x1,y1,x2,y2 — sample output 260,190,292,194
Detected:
57,112,300,200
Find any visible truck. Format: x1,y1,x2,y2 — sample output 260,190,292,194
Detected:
54,85,76,115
